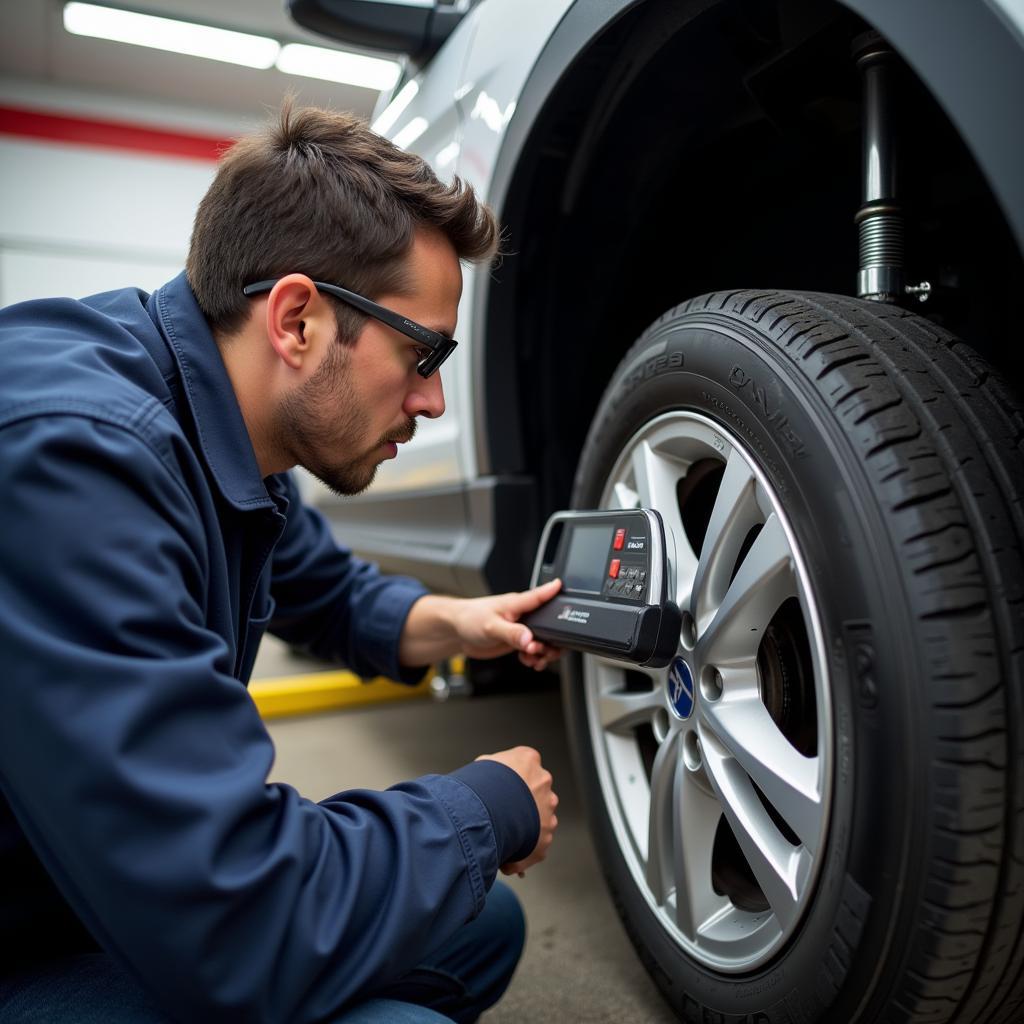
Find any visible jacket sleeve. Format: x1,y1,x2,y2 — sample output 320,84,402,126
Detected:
267,473,430,683
0,413,538,1023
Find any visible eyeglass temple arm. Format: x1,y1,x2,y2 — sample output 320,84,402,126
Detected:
242,279,444,350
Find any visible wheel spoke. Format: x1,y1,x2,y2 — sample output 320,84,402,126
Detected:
701,731,813,931
612,480,640,509
629,440,662,508
698,513,795,664
700,694,824,853
645,729,682,903
672,756,730,938
628,441,697,605
597,688,663,735
691,449,760,627
631,442,685,538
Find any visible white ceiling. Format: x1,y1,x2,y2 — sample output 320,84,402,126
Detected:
0,0,392,131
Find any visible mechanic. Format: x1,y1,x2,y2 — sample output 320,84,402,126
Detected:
0,102,562,1023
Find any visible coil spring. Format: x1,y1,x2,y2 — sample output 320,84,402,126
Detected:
858,212,904,270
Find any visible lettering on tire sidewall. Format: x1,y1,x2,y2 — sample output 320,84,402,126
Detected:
727,364,808,461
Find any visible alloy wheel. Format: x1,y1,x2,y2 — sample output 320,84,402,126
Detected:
584,410,833,972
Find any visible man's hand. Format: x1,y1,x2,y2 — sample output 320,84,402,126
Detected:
450,578,562,670
399,578,563,671
476,746,558,875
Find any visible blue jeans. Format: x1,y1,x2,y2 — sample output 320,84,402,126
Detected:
0,881,524,1023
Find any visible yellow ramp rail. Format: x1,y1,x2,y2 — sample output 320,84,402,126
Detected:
250,670,431,719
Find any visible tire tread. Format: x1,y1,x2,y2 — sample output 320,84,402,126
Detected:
572,290,1023,1023
705,291,1022,1024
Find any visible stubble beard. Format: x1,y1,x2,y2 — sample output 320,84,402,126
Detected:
275,341,416,498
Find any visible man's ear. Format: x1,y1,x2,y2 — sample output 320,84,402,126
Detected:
262,275,332,370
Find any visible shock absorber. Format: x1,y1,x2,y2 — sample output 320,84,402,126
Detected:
854,31,903,302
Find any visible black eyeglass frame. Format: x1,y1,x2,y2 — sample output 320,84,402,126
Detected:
241,278,457,378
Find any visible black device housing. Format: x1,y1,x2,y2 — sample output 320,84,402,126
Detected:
523,509,680,668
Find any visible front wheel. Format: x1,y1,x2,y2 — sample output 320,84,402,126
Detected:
563,291,1024,1023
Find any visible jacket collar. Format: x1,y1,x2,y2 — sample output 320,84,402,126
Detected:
148,272,276,512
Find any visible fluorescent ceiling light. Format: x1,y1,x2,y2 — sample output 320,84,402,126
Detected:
63,2,279,69
276,44,400,92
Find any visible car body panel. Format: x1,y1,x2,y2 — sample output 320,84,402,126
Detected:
451,0,576,481
316,0,573,502
298,0,1024,599
335,12,477,499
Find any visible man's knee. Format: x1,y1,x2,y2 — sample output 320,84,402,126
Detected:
477,880,526,968
412,880,526,1020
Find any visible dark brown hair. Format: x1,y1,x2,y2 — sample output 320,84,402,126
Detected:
186,99,499,341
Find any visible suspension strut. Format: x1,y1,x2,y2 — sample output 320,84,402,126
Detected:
854,31,905,303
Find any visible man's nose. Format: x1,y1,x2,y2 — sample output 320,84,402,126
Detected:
404,371,446,419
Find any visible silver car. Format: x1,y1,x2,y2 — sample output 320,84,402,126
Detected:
290,2,1024,1022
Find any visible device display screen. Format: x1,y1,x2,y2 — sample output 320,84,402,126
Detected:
563,525,613,594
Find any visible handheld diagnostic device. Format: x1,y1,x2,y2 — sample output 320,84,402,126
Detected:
522,509,681,668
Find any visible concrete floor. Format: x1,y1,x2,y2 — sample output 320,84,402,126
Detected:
255,637,676,1023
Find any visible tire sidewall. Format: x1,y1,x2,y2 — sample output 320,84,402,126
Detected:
564,311,922,1021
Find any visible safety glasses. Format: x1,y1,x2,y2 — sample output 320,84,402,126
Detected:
241,278,457,378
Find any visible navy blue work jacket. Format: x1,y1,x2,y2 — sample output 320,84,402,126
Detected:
0,273,537,1022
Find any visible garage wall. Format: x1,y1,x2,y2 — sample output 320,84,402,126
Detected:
0,79,237,307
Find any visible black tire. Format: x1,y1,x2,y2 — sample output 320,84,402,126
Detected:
562,290,1024,1023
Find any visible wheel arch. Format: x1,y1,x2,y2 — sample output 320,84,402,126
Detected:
473,0,1024,536
838,0,1024,258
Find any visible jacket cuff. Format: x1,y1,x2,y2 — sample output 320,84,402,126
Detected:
449,761,540,866
365,578,431,684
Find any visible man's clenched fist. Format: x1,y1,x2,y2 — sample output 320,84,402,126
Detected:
476,746,558,875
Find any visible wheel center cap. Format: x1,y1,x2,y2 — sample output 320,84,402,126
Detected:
667,657,695,719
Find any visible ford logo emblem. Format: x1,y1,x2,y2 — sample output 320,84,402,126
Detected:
667,657,695,720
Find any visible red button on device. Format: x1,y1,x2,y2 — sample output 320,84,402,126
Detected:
609,559,621,578
613,528,626,550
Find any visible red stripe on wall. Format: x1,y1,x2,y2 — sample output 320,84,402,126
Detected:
0,105,232,162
